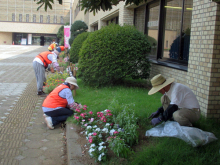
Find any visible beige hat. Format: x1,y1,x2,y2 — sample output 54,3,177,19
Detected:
65,77,79,90
148,74,175,95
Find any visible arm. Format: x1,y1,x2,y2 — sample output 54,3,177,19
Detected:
159,104,178,121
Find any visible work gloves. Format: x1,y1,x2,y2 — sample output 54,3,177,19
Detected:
148,106,164,119
151,117,162,126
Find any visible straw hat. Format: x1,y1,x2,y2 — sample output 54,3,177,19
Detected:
65,77,79,90
148,74,175,95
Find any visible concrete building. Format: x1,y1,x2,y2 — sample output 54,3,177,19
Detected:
0,0,71,45
72,0,220,120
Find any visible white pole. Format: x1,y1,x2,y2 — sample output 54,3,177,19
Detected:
70,0,72,26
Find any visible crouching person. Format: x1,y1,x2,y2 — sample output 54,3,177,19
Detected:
42,77,79,129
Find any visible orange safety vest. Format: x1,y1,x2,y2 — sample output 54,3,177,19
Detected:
42,84,69,108
36,51,53,68
59,46,65,51
49,43,56,50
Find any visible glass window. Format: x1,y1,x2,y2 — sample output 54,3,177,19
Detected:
47,15,50,23
33,14,36,22
12,13,15,21
40,15,43,23
147,1,160,57
54,16,57,23
60,16,63,24
19,14,22,22
26,14,29,22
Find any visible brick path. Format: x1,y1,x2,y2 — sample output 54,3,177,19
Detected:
0,46,66,165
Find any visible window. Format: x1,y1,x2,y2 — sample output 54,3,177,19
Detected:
26,14,29,22
134,0,192,70
54,16,57,23
60,16,63,24
12,13,15,21
19,14,22,22
94,25,98,31
47,15,50,23
40,15,43,23
106,16,119,25
33,14,36,22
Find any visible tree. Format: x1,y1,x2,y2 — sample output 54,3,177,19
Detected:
69,20,88,46
34,0,147,14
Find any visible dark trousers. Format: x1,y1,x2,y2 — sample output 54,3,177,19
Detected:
45,108,73,126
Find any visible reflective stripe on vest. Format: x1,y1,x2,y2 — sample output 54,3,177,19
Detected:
36,51,53,68
42,84,69,108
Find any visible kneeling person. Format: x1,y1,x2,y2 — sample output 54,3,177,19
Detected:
42,77,79,129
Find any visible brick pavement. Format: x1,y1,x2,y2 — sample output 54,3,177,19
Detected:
0,46,66,165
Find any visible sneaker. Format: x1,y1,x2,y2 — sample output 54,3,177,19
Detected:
37,91,47,97
43,114,49,118
45,117,54,129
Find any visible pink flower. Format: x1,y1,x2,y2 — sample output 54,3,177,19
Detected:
89,111,93,115
110,123,114,126
83,108,87,110
84,105,87,108
107,113,112,116
114,131,119,134
84,124,88,126
88,138,93,143
106,109,111,113
90,118,94,122
93,132,97,136
76,109,81,113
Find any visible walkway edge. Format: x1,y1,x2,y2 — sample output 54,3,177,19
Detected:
66,123,84,165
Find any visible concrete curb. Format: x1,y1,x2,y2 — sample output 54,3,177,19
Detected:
66,123,84,165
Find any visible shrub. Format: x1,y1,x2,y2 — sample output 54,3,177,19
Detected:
69,32,90,63
78,24,151,87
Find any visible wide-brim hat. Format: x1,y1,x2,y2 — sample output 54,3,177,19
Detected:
148,74,175,95
65,77,79,90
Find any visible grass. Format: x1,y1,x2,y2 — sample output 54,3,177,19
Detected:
69,79,220,165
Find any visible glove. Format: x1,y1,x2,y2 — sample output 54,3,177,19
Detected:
160,104,178,121
151,117,162,126
148,106,164,119
58,71,63,74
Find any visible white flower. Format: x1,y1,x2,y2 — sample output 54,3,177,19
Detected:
90,144,96,148
98,145,106,151
98,134,102,138
93,125,97,128
99,142,105,146
87,126,92,129
85,131,87,135
98,153,105,161
88,133,93,137
102,128,108,133
95,128,101,132
88,148,95,153
118,128,122,132
105,123,110,126
110,129,116,135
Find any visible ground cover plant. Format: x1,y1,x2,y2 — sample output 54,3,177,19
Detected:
67,79,220,165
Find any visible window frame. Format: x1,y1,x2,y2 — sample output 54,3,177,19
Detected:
134,0,191,71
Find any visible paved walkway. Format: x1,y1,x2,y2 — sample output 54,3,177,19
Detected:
0,46,66,165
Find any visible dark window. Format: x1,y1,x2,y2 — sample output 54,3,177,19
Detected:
33,14,36,22
94,25,98,31
40,15,43,23
19,14,22,22
60,16,63,23
47,15,50,23
106,16,119,25
12,13,15,21
54,16,57,23
26,14,29,22
134,0,192,70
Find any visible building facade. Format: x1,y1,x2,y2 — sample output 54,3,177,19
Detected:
0,0,71,45
72,0,220,120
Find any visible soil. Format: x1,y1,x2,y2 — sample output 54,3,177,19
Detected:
67,124,150,165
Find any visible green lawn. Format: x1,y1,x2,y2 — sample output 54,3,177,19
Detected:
70,79,220,165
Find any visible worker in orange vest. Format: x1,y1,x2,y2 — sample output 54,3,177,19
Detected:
48,39,57,52
42,77,79,129
57,45,68,52
33,48,62,96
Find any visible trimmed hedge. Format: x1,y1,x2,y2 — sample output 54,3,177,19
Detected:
69,32,90,63
78,24,151,87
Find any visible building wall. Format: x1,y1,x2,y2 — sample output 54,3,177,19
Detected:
0,32,12,45
0,22,61,34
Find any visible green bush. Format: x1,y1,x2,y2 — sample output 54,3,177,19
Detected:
69,32,90,63
78,24,151,87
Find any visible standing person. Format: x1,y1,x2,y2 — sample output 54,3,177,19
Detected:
148,74,200,127
48,39,57,52
33,49,62,96
42,77,79,129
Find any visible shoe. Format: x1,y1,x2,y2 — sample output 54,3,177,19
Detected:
45,117,54,129
37,91,47,97
43,114,49,118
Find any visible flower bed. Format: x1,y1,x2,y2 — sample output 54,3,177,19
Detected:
71,103,139,162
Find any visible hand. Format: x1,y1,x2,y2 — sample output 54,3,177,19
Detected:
148,107,164,119
151,117,162,126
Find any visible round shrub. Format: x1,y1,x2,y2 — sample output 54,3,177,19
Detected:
69,32,90,63
78,24,151,87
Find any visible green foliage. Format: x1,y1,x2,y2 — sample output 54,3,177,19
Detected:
69,20,88,46
59,37,64,46
78,24,151,87
69,32,90,63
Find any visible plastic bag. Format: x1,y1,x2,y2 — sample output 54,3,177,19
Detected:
145,121,218,147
